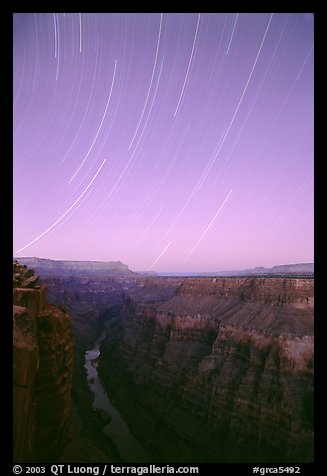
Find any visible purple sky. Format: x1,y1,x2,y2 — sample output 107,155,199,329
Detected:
13,13,314,272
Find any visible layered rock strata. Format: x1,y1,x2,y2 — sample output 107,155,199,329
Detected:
13,261,74,462
99,277,314,463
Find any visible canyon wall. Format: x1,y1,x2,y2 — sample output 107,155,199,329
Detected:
13,261,74,462
99,277,314,463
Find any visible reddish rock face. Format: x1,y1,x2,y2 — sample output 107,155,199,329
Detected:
13,261,74,463
99,277,314,463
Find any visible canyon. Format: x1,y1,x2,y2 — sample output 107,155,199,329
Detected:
13,259,314,463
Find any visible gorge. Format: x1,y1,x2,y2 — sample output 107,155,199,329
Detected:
13,259,314,463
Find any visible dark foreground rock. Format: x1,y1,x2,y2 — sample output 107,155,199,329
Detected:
13,261,74,462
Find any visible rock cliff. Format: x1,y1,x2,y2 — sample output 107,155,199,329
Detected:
13,261,74,462
99,277,314,463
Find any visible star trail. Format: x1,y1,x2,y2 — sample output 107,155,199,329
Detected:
13,13,314,272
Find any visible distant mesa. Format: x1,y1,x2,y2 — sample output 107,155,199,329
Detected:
231,262,314,277
15,257,135,277
160,262,314,277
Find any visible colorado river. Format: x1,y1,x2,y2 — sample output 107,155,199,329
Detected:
85,333,152,462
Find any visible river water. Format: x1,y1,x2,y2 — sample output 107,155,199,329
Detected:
84,333,152,462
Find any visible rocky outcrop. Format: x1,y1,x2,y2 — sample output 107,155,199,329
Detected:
99,277,314,463
13,261,74,462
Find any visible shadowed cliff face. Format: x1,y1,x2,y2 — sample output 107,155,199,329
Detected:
13,261,74,463
98,277,314,463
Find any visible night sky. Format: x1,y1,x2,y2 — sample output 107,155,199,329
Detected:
13,13,314,272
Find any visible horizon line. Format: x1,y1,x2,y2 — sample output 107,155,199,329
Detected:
13,255,314,273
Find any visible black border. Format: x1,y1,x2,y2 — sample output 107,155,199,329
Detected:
8,4,320,473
